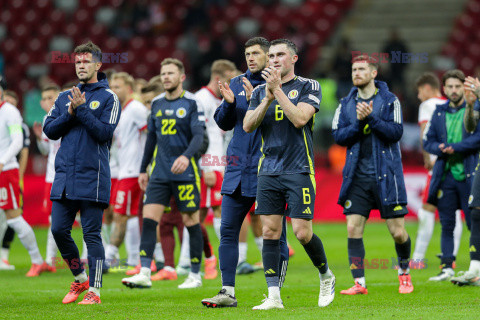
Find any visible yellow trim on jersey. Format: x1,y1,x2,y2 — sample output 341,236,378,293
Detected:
149,146,158,177
309,173,316,194
258,135,265,173
190,157,201,193
302,128,315,176
180,90,186,98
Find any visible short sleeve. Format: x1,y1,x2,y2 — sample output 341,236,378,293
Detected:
298,80,321,112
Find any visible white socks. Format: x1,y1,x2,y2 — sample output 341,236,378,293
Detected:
453,210,463,257
238,242,247,265
46,226,58,266
140,267,151,277
320,268,334,280
354,276,366,288
213,217,221,240
223,285,235,296
75,271,88,283
7,216,43,265
412,208,435,260
80,240,88,260
125,217,140,266
255,236,263,253
0,248,8,261
178,226,191,267
469,260,480,274
154,242,165,264
268,286,281,300
101,223,111,246
105,244,119,262
88,287,100,296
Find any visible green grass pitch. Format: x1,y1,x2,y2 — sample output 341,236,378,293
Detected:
2,222,480,319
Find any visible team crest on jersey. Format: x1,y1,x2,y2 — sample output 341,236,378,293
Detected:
288,90,298,99
165,109,174,116
176,107,187,118
437,189,443,199
255,201,258,210
89,101,100,110
469,195,474,204
345,200,352,209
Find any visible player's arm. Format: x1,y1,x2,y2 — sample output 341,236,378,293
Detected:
43,96,75,140
464,76,480,133
243,85,272,133
274,90,315,128
18,125,30,180
0,114,23,173
332,101,361,147
138,114,157,190
447,119,480,153
75,92,120,144
422,118,445,157
419,122,433,170
365,98,403,143
214,79,237,131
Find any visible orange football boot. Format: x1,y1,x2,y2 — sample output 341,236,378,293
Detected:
62,279,89,304
78,291,101,304
340,281,368,295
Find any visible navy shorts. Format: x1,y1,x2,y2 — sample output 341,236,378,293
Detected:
469,169,480,209
343,177,408,219
144,180,200,212
255,173,316,219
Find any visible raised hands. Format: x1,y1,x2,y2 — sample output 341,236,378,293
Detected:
356,101,373,120
219,81,235,104
242,77,254,101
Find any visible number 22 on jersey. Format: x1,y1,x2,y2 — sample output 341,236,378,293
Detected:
161,119,177,135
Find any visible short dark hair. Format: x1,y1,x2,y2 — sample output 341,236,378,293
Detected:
41,84,60,93
270,39,298,55
442,69,465,86
244,37,270,53
415,72,440,90
351,54,379,70
4,90,18,103
142,83,164,95
74,41,102,62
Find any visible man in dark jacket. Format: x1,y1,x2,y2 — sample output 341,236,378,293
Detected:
332,55,413,295
424,70,480,281
43,41,120,304
201,37,289,308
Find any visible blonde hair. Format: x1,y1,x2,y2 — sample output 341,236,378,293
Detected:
211,59,237,77
111,72,135,89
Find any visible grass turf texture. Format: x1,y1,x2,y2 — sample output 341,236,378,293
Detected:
2,222,480,319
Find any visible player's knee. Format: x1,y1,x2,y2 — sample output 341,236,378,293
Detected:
391,229,406,243
293,227,312,245
51,225,68,241
346,223,362,237
262,225,280,239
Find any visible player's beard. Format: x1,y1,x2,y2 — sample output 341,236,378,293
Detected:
77,70,94,83
353,77,371,89
165,79,180,93
448,92,463,105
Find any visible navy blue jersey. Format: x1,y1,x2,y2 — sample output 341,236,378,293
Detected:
248,76,321,175
148,91,205,182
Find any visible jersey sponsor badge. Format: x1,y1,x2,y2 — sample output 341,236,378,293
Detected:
165,109,174,116
393,205,403,211
239,91,245,96
288,90,298,99
89,101,100,110
156,110,162,117
176,107,187,118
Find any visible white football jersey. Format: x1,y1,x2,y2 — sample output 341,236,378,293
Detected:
419,97,445,164
0,101,23,171
114,99,149,179
37,115,61,183
109,136,119,179
418,97,445,125
195,87,224,172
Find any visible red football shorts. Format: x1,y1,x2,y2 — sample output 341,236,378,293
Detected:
200,171,223,209
109,178,118,206
114,177,142,216
43,182,53,216
0,168,21,210
422,172,432,204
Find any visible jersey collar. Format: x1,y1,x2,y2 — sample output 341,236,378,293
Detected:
123,98,134,110
203,86,220,99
